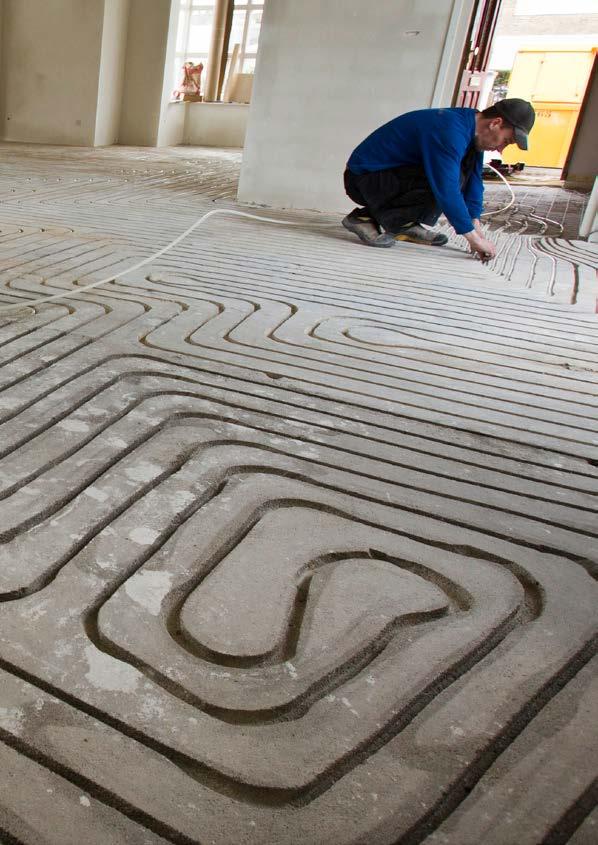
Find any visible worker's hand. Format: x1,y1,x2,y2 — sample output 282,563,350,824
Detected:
464,229,496,263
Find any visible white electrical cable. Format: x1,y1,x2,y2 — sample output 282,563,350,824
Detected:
481,163,515,217
0,165,567,318
0,208,334,316
528,212,564,234
481,164,567,234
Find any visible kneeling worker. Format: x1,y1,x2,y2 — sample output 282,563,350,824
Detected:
343,99,535,261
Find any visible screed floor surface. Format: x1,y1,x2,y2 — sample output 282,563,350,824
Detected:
0,143,597,845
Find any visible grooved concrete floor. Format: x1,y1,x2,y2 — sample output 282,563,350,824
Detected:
0,143,597,845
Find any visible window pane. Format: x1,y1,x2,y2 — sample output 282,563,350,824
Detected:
176,11,189,53
188,9,214,54
172,0,264,100
246,10,262,53
229,9,246,50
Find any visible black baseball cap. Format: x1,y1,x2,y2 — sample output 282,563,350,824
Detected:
493,98,536,150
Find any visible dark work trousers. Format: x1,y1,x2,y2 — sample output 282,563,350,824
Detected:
344,143,478,234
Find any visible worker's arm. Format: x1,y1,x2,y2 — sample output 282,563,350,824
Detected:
419,131,486,236
419,136,473,234
463,157,495,260
463,152,484,220
420,131,496,260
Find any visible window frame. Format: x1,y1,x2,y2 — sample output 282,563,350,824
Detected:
172,1,215,101
172,0,264,101
226,0,264,76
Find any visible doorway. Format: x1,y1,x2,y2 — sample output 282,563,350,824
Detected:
455,0,598,177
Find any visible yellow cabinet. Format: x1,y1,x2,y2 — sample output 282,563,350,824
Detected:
502,47,596,168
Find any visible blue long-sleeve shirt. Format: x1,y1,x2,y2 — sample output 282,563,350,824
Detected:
347,108,483,235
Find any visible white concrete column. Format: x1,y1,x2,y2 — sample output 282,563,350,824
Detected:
118,0,174,146
579,178,598,240
238,0,467,212
95,0,130,146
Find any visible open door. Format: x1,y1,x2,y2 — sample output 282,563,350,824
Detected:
455,0,503,108
501,47,597,171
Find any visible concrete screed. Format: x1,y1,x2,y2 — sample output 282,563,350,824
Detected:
0,143,596,845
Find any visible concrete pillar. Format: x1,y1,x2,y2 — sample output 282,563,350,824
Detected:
118,0,174,146
95,0,130,146
579,178,598,241
0,0,5,129
238,0,472,212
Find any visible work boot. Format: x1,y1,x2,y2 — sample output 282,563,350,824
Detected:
342,213,395,248
394,223,448,246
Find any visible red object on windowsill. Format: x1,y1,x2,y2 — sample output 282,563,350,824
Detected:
172,62,204,102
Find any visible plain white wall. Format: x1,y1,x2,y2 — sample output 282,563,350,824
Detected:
0,0,105,145
95,0,130,146
0,0,3,122
432,0,477,107
183,103,248,147
238,0,469,211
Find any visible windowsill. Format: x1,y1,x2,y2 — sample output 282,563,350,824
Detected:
169,100,250,107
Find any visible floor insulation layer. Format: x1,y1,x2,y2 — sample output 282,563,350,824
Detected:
0,143,597,845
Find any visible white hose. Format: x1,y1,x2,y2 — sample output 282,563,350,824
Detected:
0,208,331,316
481,164,566,233
0,168,568,318
528,212,564,234
481,163,515,217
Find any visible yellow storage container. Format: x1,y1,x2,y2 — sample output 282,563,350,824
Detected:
502,46,596,168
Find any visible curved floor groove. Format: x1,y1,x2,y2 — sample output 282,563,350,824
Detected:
0,143,596,845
